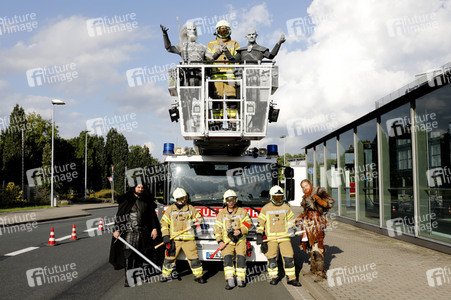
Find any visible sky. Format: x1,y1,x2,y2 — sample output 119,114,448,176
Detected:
0,0,450,162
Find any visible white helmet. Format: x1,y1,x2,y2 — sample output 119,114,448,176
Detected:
173,187,187,199
173,187,188,207
223,189,237,204
269,185,284,205
215,20,231,38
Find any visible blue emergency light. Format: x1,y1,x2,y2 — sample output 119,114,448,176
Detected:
163,143,175,155
267,144,278,156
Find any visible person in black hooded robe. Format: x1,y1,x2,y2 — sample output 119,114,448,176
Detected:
109,184,162,286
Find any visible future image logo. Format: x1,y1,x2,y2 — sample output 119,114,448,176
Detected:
386,13,439,38
86,13,138,37
126,64,176,87
0,13,38,36
25,63,78,88
86,113,138,136
26,263,78,287
327,263,377,287
426,167,451,187
426,267,451,287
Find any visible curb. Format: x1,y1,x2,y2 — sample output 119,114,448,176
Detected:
298,270,335,300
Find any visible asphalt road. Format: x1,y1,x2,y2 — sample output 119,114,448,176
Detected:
0,208,296,300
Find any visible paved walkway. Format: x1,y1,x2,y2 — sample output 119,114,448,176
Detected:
291,207,451,300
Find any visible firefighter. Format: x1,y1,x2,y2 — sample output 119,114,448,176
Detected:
256,185,301,286
160,187,206,283
214,189,252,289
207,20,240,99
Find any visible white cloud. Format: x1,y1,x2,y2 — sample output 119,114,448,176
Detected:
0,15,150,95
272,0,451,150
105,83,173,117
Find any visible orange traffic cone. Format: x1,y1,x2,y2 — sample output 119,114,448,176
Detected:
98,217,104,231
70,224,77,240
392,205,396,212
448,205,451,215
48,227,56,246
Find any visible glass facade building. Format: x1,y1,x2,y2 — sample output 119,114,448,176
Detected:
304,65,451,246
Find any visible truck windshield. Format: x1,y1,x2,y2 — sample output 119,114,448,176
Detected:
169,162,277,206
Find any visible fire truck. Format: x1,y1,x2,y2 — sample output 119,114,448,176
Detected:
141,62,294,262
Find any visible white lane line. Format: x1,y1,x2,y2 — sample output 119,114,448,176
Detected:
83,222,114,232
4,246,39,256
55,235,71,242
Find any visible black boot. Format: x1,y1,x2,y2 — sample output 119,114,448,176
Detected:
194,276,206,284
287,279,302,286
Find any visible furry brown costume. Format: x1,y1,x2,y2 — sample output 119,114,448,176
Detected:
297,184,335,280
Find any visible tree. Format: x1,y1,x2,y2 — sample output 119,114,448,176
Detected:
277,152,305,166
1,105,26,185
105,128,128,196
71,132,107,194
127,145,159,169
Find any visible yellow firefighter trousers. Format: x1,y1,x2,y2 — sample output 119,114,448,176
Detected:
162,240,203,278
221,241,247,280
265,240,296,281
213,82,236,98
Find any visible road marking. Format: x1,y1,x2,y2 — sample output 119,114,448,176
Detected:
83,222,114,232
55,235,71,241
4,246,39,256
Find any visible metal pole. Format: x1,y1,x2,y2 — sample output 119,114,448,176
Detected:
116,236,161,272
85,131,88,201
51,104,55,207
22,128,24,201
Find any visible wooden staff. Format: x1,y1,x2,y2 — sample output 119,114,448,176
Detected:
208,240,230,259
155,222,199,249
263,230,304,242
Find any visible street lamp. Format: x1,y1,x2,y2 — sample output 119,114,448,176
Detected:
280,135,287,166
51,99,65,207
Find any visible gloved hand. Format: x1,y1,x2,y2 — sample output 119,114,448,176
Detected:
163,235,170,245
288,227,297,237
228,230,240,243
256,233,263,245
260,242,268,254
165,240,176,257
191,222,198,230
160,24,169,34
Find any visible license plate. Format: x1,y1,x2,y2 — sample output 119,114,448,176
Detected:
206,251,222,259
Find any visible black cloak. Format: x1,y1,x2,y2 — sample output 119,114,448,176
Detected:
108,189,162,270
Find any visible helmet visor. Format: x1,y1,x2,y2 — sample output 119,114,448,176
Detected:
176,196,187,205
272,195,283,204
225,196,237,205
216,26,230,38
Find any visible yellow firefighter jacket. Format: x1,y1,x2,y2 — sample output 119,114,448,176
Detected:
257,202,295,242
207,37,240,80
214,206,252,244
161,204,203,240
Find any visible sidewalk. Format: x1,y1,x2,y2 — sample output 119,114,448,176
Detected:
290,206,451,300
0,203,118,225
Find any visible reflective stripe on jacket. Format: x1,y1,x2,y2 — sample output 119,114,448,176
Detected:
207,37,240,80
257,202,294,241
214,207,252,244
161,204,203,240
